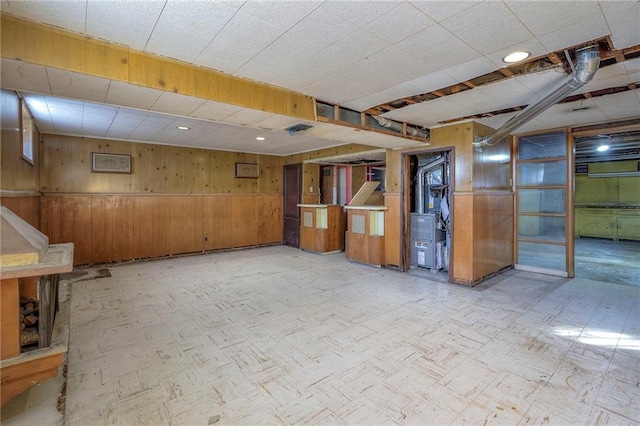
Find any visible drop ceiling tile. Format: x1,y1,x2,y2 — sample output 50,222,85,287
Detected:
239,1,322,30
190,100,244,122
410,1,481,23
105,82,162,110
150,92,207,117
592,1,640,49
536,17,609,52
47,68,110,103
363,2,435,44
516,70,567,94
2,0,86,33
444,57,497,83
0,60,51,94
86,1,165,51
440,2,534,54
474,78,533,108
222,109,276,127
254,115,304,131
505,1,603,38
397,24,480,68
577,62,632,95
196,12,285,75
145,1,237,63
595,90,640,120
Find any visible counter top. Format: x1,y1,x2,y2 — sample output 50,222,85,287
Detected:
297,204,340,208
344,205,388,211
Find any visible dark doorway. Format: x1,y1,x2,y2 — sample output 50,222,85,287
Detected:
283,163,302,247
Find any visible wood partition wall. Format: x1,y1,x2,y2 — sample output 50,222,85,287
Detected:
40,194,282,265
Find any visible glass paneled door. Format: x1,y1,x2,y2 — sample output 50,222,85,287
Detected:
515,131,574,277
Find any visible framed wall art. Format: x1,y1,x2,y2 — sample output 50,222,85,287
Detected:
90,153,132,173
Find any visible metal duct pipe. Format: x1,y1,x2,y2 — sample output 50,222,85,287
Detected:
474,45,600,149
373,115,429,140
415,156,445,214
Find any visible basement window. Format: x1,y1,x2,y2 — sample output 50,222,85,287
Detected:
21,101,34,165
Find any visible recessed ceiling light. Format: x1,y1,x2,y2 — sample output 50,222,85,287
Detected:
256,136,265,141
502,51,530,63
177,126,190,130
597,145,609,152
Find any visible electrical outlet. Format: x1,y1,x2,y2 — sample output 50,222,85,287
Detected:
309,186,313,192
204,237,208,242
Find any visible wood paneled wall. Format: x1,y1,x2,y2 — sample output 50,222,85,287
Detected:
0,194,40,229
41,194,282,265
40,135,285,194
1,90,39,192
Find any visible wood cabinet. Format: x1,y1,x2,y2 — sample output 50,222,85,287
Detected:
298,204,344,254
344,206,386,266
575,207,640,241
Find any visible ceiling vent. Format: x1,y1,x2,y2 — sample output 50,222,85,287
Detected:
285,123,313,135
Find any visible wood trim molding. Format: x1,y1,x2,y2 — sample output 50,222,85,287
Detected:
0,190,41,198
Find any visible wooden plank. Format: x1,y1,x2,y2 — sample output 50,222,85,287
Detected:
452,193,474,284
257,195,283,245
133,196,155,259
0,278,20,360
0,207,48,266
384,193,401,267
231,196,258,248
72,196,92,265
40,196,60,243
90,196,113,264
0,352,64,406
111,196,134,262
349,181,380,206
472,193,514,280
203,195,233,250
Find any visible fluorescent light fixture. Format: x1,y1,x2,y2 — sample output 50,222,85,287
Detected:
177,126,190,130
256,136,265,141
596,144,609,152
502,51,530,63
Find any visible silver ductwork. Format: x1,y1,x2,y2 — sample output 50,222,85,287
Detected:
473,45,601,149
415,156,445,214
373,115,430,140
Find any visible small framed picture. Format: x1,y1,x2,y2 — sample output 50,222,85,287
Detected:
91,153,132,173
235,163,259,178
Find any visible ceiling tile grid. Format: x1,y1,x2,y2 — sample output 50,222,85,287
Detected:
0,60,52,95
46,68,110,104
85,1,166,51
144,1,239,64
599,0,640,49
1,0,86,34
362,2,436,44
104,81,163,111
409,1,481,23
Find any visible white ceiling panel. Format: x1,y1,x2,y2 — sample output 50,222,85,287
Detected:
145,1,237,64
150,92,207,117
320,1,400,27
47,68,109,103
596,90,640,121
600,1,640,49
443,57,497,83
537,17,610,52
505,1,603,38
0,59,52,94
577,62,634,95
222,108,275,127
410,1,481,23
196,12,285,75
105,82,163,111
85,1,165,51
190,100,244,122
362,2,435,44
239,1,321,30
623,57,640,81
2,0,86,33
484,39,548,69
397,24,481,69
440,2,534,54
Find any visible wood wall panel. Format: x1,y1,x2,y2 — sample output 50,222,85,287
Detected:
40,194,282,265
232,196,258,248
452,193,474,284
473,193,514,280
384,193,401,267
0,196,40,229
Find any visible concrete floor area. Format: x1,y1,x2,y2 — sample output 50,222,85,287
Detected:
2,245,639,425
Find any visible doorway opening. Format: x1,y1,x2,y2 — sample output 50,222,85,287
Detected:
573,128,640,287
403,149,453,282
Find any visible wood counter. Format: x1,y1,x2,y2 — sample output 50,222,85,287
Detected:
297,204,344,254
